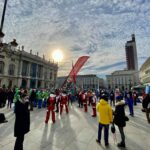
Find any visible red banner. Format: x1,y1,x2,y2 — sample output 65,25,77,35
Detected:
61,56,89,88
69,56,89,76
69,56,89,83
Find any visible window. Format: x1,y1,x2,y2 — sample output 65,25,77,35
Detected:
22,61,29,76
8,64,15,75
0,61,4,74
50,71,53,80
44,71,47,79
37,65,43,78
30,63,37,77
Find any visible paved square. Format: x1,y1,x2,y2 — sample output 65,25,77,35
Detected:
0,103,150,150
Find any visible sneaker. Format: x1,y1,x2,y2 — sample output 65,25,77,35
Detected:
117,142,126,148
96,139,101,144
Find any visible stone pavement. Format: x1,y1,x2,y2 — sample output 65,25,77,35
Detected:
0,102,150,150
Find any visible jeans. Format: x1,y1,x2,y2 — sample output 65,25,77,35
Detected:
14,135,24,150
98,123,109,144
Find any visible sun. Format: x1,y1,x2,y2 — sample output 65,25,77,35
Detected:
52,49,63,62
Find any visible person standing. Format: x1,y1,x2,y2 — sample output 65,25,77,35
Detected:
78,91,83,108
60,91,69,115
14,93,30,150
132,91,137,106
113,96,127,148
91,93,97,117
82,91,88,112
7,88,14,109
29,89,36,111
109,90,115,106
45,92,56,123
142,93,150,124
126,91,134,116
55,89,60,113
96,94,113,146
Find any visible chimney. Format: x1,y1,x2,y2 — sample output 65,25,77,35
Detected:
30,49,32,54
37,52,39,56
43,54,45,59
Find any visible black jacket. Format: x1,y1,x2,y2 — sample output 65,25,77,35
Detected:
113,100,126,127
14,100,30,137
29,91,36,102
7,91,14,101
142,94,150,109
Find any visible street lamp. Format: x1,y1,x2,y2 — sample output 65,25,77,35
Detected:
0,0,18,51
0,0,8,31
10,39,18,50
0,0,7,41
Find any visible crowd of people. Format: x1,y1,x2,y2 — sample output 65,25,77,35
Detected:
0,86,150,150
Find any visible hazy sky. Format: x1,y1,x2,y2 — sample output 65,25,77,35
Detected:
0,0,150,77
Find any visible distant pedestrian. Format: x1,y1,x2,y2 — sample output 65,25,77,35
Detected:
91,93,97,117
126,91,134,116
132,91,137,106
14,93,30,150
29,89,36,111
142,93,150,124
109,90,115,106
96,94,113,146
7,89,14,109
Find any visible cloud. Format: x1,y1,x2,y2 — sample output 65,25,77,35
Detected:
1,0,150,77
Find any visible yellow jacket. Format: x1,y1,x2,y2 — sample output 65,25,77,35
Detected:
96,99,113,125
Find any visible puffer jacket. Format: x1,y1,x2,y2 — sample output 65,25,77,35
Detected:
96,99,113,125
113,100,126,127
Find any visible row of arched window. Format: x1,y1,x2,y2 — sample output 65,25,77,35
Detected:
0,61,15,75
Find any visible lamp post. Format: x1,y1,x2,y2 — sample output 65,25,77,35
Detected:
0,0,8,32
10,39,18,50
0,0,8,43
0,0,18,50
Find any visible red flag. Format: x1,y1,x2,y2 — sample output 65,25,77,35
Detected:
69,56,89,76
61,56,89,88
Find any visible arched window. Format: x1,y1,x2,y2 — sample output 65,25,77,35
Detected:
0,61,4,74
8,64,15,75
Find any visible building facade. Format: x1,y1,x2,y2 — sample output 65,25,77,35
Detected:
139,57,150,84
125,34,138,70
0,44,58,89
56,74,104,89
106,70,139,90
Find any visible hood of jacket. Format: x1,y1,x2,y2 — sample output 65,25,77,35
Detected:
99,99,108,105
115,100,125,106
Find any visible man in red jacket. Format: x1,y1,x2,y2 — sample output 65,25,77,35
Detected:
60,91,69,115
45,92,56,123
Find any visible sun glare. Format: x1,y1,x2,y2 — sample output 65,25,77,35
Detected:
52,49,63,62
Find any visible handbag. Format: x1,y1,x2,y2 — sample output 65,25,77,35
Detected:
111,123,117,143
111,123,116,133
124,116,129,121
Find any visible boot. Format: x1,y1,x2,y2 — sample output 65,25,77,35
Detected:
117,142,126,148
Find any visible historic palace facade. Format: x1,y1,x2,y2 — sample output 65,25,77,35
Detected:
0,43,58,89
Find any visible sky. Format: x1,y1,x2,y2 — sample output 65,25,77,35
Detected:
0,0,150,78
